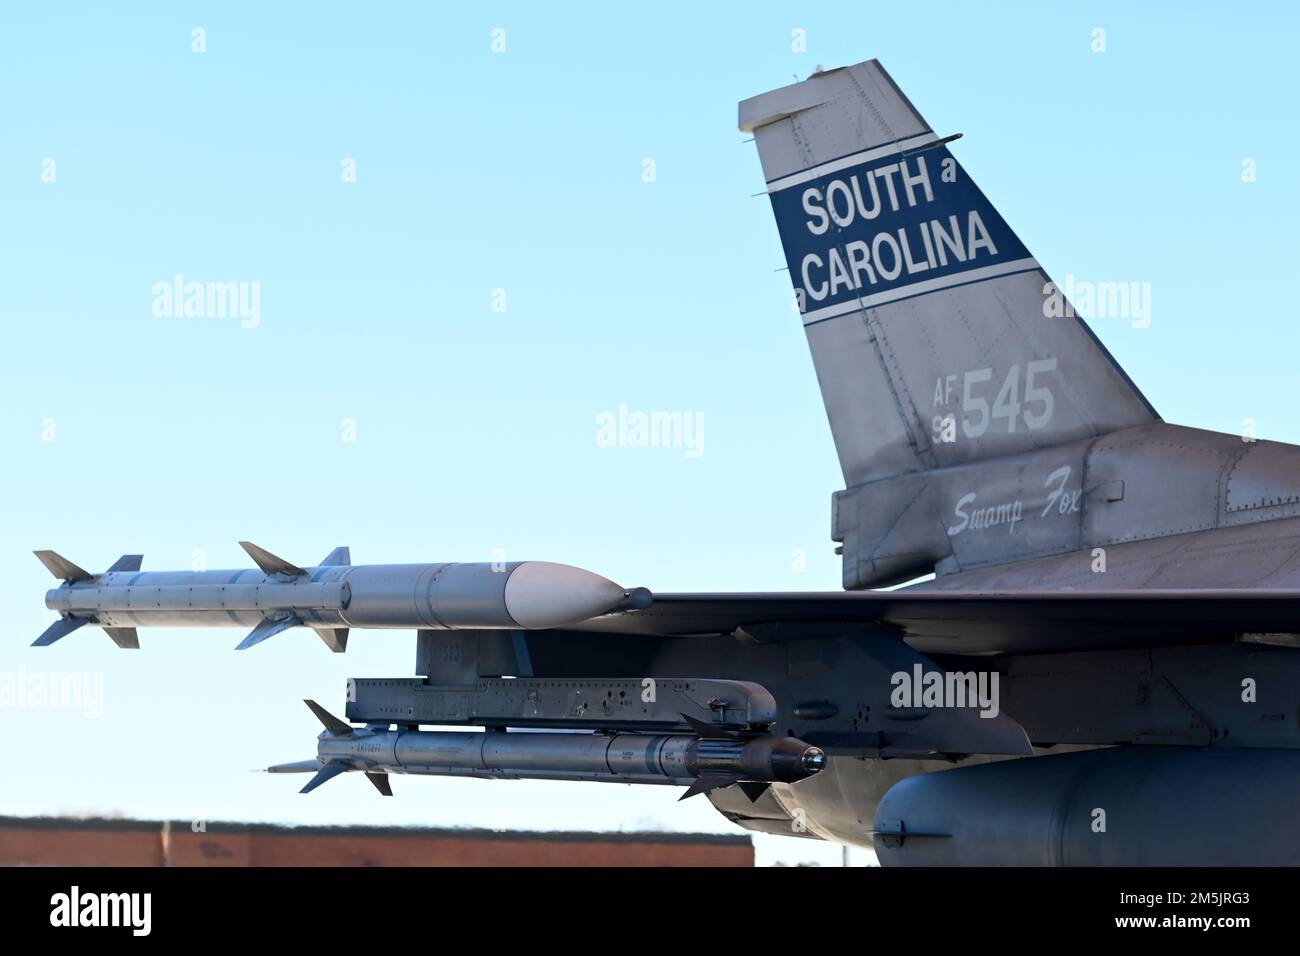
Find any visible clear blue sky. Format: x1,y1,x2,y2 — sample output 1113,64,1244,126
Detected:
2,2,1296,865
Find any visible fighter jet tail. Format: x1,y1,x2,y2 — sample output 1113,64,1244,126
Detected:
741,60,1160,588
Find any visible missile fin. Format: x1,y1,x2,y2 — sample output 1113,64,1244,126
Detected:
318,546,351,567
299,763,348,794
105,554,143,574
267,759,324,774
34,550,93,582
313,627,349,653
236,613,301,650
104,626,139,649
239,541,306,577
365,772,393,796
679,713,743,739
304,699,355,736
678,774,740,801
33,617,90,647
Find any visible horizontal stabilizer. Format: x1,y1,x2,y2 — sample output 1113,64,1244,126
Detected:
236,614,300,650
104,627,139,649
318,546,351,567
33,617,89,647
105,554,143,574
239,541,306,577
305,699,355,736
34,550,92,582
299,763,348,794
365,771,393,796
313,627,349,653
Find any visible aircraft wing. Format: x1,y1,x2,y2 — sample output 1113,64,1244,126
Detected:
571,589,1300,654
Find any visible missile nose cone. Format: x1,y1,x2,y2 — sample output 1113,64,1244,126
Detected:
503,561,629,629
803,748,827,774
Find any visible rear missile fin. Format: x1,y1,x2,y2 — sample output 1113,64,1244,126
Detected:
299,763,348,794
313,627,349,653
304,699,355,736
678,774,741,801
33,617,90,647
318,546,351,567
267,759,324,774
34,550,93,582
104,627,139,649
238,541,306,578
365,772,393,796
236,613,301,650
105,554,143,574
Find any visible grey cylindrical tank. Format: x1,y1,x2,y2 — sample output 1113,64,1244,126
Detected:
873,746,1300,866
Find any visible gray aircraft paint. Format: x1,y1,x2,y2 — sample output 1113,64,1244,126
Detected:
740,60,1158,588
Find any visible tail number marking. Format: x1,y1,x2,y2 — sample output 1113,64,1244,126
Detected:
934,358,1058,440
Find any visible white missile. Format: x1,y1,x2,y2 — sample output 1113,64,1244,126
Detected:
34,542,647,652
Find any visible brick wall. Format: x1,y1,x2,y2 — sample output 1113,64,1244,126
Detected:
0,818,752,867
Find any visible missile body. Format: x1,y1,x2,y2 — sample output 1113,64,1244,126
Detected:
271,700,827,797
315,728,825,785
35,543,640,650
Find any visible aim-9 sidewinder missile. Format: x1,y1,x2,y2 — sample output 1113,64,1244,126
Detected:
268,700,828,800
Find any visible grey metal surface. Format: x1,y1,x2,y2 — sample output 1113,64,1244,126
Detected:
873,746,1300,865
564,585,1300,655
996,642,1300,749
345,676,780,732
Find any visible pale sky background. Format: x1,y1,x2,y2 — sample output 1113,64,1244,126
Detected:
1,2,1297,866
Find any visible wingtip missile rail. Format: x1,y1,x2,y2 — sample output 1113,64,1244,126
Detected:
34,542,644,651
